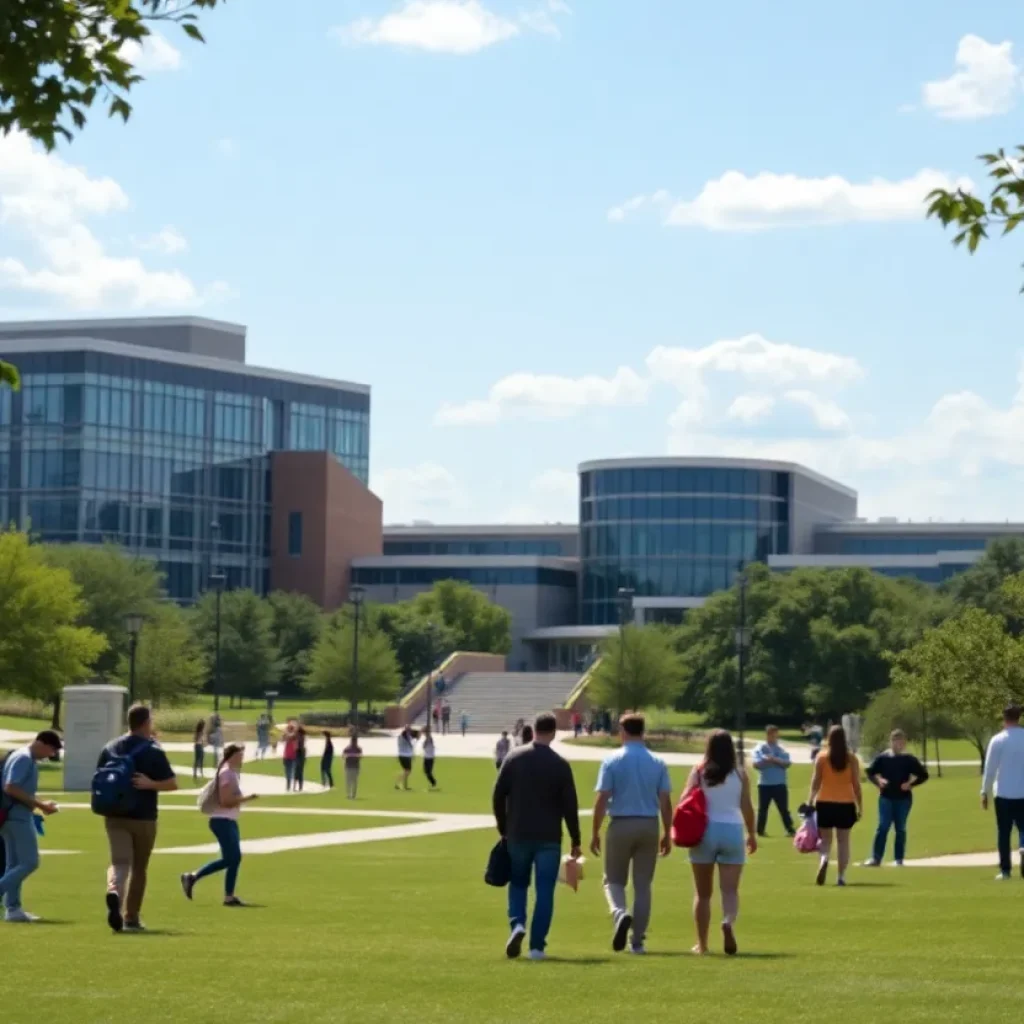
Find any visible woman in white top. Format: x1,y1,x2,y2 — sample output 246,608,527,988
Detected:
180,744,258,907
422,728,438,790
680,729,757,956
395,727,415,791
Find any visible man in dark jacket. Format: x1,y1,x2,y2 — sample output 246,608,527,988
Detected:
492,712,581,961
865,729,928,866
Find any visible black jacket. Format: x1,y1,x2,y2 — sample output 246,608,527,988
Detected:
492,743,581,847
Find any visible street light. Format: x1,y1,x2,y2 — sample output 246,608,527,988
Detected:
123,613,144,704
616,588,634,719
209,520,225,714
425,620,440,733
349,584,365,725
735,570,751,765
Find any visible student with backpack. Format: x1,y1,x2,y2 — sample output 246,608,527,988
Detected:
94,704,178,933
180,744,257,906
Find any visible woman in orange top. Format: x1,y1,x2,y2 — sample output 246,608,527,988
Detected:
808,725,862,887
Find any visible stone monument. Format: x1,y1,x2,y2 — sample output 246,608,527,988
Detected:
63,684,126,791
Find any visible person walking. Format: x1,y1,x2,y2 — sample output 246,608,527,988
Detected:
282,723,298,792
256,715,271,760
493,713,582,961
343,731,363,800
808,725,862,887
441,702,452,736
294,727,308,792
432,700,441,733
460,710,470,737
752,725,795,837
682,730,757,956
590,713,673,955
98,704,179,933
192,720,206,782
982,704,1024,881
864,729,928,867
0,731,62,923
495,731,511,771
207,715,223,765
181,744,258,906
321,731,335,789
422,728,438,790
395,726,415,790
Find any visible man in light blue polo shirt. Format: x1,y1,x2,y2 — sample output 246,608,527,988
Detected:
590,713,673,954
752,725,795,837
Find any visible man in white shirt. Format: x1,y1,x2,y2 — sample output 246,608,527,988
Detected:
981,705,1024,880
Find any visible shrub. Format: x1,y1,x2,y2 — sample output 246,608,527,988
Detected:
297,710,384,731
0,697,50,721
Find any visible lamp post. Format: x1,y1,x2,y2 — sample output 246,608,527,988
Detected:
425,620,440,733
735,571,751,765
123,612,144,704
348,585,365,725
209,519,225,714
616,587,634,719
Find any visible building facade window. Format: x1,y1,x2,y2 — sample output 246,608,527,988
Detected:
815,534,991,556
352,566,577,588
288,511,303,557
382,539,567,556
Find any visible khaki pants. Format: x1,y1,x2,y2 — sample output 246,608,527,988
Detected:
105,818,157,924
603,817,660,946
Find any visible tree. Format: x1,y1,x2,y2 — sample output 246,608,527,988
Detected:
192,589,280,705
927,147,1024,286
0,0,223,150
859,683,958,758
42,542,163,677
0,530,106,725
112,602,204,707
374,603,456,682
408,580,512,655
0,362,18,394
942,539,1024,626
305,609,402,710
267,591,324,696
588,625,684,715
891,608,1024,769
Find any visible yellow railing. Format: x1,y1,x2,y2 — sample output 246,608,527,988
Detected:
398,652,460,710
561,657,602,710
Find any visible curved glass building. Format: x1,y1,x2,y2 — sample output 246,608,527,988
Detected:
579,458,856,625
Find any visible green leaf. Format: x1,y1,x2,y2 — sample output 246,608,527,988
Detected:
182,23,206,43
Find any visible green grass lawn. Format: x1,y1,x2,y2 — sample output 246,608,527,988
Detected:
4,753,1019,1023
565,732,706,754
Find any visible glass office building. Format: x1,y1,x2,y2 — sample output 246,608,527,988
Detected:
0,317,370,601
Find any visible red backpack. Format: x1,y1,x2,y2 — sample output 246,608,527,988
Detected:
672,769,709,848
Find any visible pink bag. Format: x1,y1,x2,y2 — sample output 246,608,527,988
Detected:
794,817,820,854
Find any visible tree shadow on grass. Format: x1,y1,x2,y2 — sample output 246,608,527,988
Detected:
118,929,181,937
32,919,73,926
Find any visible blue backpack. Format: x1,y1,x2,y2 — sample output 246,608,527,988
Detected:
91,737,151,817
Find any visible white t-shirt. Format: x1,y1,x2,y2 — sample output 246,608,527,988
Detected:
397,734,414,758
701,770,743,825
422,736,435,758
210,767,242,821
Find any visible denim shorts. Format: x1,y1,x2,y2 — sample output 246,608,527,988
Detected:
689,820,746,865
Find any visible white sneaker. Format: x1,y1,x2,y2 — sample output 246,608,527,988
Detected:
528,949,547,961
996,872,1012,882
862,859,880,867
4,909,39,923
505,924,526,960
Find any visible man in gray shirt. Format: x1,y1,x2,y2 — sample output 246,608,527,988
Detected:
0,730,62,922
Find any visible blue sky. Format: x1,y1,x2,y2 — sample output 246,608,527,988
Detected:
3,0,1024,524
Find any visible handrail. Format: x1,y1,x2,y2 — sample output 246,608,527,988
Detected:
398,652,459,710
561,657,602,710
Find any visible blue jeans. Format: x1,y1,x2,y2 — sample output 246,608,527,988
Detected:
284,759,295,790
507,841,561,953
0,818,40,912
872,797,912,863
194,818,242,896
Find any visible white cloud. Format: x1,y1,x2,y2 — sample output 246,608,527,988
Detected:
784,390,851,431
0,130,199,309
923,35,1021,120
372,462,466,522
436,366,649,425
138,226,189,255
611,169,972,231
120,30,183,73
333,0,569,55
728,394,775,423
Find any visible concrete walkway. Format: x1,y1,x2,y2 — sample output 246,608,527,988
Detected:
900,852,1002,868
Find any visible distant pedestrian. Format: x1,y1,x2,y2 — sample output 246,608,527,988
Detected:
495,731,511,770
181,744,258,907
682,730,757,956
493,713,582,961
441,702,452,736
422,728,438,790
294,727,308,792
520,725,534,746
256,715,271,760
98,705,179,933
0,731,62,923
982,704,1024,881
513,718,525,744
282,723,298,792
321,731,335,789
396,726,415,790
460,711,470,737
805,723,823,762
865,729,928,867
752,725,795,837
809,725,862,887
343,731,363,800
572,711,582,738
207,717,223,765
590,713,672,955
432,701,441,732
192,720,206,781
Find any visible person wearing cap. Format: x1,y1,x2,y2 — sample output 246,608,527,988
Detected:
0,730,62,923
